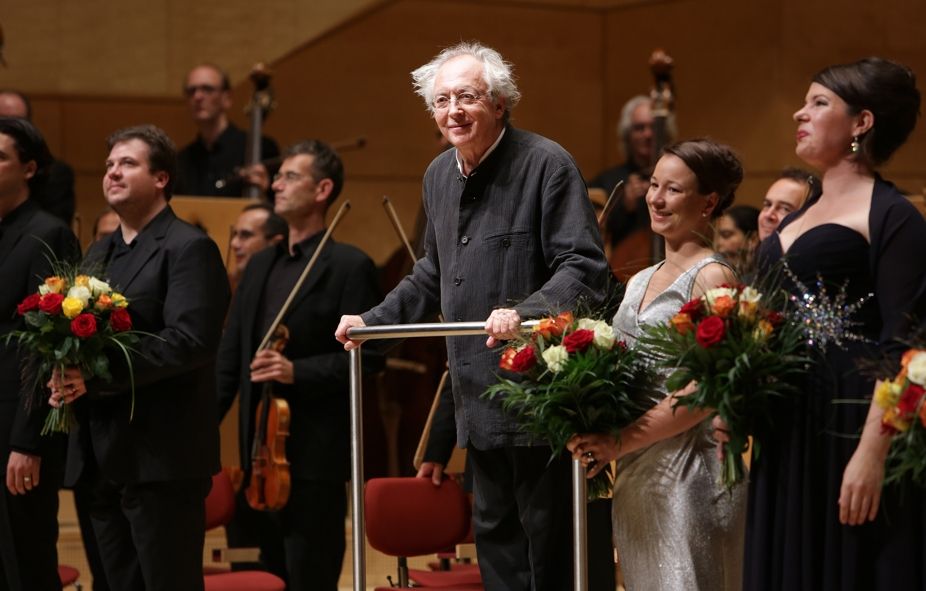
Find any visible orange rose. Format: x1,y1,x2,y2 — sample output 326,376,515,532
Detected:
44,276,66,294
756,319,774,339
883,407,911,433
95,294,113,311
711,295,736,318
670,313,694,335
533,311,574,340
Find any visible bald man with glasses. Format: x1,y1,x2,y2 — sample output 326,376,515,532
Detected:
174,63,280,198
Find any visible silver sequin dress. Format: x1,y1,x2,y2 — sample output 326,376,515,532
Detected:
611,255,746,591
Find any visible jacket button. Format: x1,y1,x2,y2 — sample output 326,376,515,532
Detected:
461,235,470,245
453,277,463,286
502,237,511,247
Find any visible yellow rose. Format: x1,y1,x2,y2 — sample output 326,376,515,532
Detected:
738,300,758,321
74,275,91,288
111,293,128,308
874,380,901,410
61,297,85,319
44,276,66,294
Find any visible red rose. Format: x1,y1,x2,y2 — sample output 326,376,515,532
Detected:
563,329,595,353
17,293,41,315
109,308,132,332
70,313,97,339
898,384,925,416
679,298,704,321
765,310,784,326
499,346,537,373
38,293,65,315
695,316,726,348
510,347,537,372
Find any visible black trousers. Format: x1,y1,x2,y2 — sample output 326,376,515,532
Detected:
85,470,211,591
468,446,575,591
0,400,64,591
225,478,346,591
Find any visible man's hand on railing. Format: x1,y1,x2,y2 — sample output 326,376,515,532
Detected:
485,308,522,348
335,315,366,351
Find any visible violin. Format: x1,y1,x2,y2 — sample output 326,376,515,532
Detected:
246,324,292,511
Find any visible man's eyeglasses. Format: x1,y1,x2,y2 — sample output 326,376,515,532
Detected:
273,171,310,184
432,92,487,110
184,84,223,97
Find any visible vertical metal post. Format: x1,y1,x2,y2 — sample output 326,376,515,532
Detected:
349,348,366,591
572,458,588,591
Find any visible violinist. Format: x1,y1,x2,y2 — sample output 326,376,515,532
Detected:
589,95,676,252
175,64,280,197
216,140,382,590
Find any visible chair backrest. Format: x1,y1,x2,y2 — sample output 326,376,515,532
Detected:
205,470,237,530
365,477,471,557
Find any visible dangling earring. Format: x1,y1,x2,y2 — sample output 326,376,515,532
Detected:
850,135,860,154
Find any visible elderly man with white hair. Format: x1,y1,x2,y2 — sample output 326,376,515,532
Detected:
337,42,609,590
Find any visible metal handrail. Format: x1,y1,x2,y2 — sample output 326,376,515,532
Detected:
345,320,587,591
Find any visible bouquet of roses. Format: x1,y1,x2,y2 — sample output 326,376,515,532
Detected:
5,269,144,435
484,312,651,499
638,284,808,488
874,348,926,486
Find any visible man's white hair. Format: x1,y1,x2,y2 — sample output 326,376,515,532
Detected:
617,94,677,157
411,41,521,121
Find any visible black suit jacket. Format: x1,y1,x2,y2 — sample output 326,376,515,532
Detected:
0,199,78,456
216,235,382,482
65,206,230,485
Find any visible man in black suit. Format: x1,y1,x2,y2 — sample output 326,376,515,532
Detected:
0,118,78,591
0,90,77,225
216,140,381,590
50,124,230,591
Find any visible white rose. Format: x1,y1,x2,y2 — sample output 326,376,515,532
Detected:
577,318,598,330
740,286,762,304
66,285,91,306
542,345,569,373
38,284,50,295
592,322,615,349
88,277,112,297
906,352,926,386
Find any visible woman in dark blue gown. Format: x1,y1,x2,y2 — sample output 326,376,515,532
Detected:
745,58,926,590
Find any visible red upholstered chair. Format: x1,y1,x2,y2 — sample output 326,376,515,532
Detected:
364,477,482,590
203,470,286,591
58,565,81,589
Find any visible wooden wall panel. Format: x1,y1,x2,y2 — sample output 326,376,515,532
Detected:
602,0,926,205
1,0,384,95
254,0,605,256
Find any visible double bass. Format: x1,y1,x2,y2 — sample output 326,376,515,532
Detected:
607,49,677,279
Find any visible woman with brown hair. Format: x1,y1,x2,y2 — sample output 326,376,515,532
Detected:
570,138,747,591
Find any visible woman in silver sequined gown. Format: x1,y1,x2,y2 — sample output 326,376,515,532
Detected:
569,139,747,591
